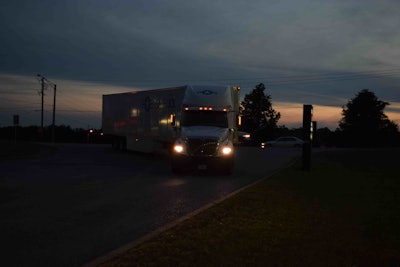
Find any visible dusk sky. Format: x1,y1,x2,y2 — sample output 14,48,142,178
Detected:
1,0,400,130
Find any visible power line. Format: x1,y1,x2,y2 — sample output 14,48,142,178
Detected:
69,68,400,86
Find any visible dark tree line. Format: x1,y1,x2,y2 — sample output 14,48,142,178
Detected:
240,84,399,147
1,86,399,147
338,89,399,147
0,125,108,143
240,83,281,144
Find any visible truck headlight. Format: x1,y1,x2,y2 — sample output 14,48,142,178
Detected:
174,144,184,153
222,146,232,155
173,139,187,154
218,141,233,156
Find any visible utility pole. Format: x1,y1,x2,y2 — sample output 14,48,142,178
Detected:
37,74,56,142
52,84,57,143
39,75,45,132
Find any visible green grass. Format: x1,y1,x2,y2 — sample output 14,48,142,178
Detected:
97,148,400,267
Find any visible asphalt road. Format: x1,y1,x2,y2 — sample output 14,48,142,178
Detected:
0,143,301,266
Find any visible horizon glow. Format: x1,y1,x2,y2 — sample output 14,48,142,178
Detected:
1,74,399,130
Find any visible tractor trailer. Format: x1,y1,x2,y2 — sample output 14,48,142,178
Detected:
102,85,240,173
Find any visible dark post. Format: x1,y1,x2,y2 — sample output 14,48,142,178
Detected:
302,104,313,170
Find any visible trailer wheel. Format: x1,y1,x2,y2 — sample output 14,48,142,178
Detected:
112,137,120,150
112,136,127,151
120,137,127,151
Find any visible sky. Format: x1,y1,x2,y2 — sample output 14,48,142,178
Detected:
1,0,400,130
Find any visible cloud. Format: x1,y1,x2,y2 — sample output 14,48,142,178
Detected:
1,0,400,128
2,0,400,80
197,0,400,74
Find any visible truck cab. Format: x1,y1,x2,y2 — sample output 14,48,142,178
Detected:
170,85,239,174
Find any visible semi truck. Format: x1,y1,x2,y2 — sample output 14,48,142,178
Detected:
102,85,240,173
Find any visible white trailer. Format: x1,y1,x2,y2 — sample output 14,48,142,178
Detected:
102,85,240,173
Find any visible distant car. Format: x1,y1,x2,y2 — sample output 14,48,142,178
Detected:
237,131,253,146
261,136,304,148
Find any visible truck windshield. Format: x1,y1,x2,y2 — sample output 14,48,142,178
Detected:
182,110,228,128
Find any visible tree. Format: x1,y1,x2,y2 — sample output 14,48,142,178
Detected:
339,89,399,147
240,83,280,143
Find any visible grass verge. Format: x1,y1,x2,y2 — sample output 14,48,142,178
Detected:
98,148,400,266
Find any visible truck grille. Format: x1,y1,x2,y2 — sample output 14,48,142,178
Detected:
187,138,218,156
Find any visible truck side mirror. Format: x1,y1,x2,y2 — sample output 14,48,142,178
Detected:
170,114,176,126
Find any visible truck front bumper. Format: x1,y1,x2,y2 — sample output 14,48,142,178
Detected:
171,154,234,173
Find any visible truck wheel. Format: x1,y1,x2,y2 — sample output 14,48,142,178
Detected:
220,166,233,175
220,159,234,175
171,163,184,174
